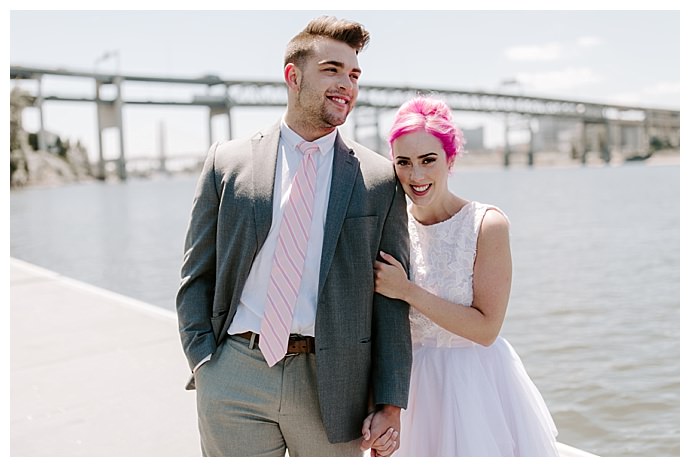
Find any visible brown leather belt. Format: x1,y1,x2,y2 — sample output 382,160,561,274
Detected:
234,331,315,354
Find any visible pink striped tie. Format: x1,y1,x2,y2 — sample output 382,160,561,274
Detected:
260,141,319,366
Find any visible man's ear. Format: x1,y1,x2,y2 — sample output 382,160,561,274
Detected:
284,63,301,91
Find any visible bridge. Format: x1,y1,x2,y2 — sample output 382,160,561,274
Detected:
10,65,680,180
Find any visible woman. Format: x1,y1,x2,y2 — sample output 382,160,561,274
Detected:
363,96,559,456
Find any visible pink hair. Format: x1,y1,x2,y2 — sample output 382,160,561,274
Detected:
388,96,464,164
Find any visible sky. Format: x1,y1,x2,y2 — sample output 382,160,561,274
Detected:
7,5,682,164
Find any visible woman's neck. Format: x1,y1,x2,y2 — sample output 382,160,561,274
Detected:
411,194,466,226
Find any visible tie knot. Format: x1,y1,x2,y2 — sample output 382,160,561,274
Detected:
297,141,320,157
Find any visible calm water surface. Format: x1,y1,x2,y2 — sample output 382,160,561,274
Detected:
10,163,680,456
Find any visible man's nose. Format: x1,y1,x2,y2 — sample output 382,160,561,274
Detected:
338,75,354,91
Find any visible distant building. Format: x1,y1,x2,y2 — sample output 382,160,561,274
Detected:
533,117,575,153
532,116,672,157
462,126,484,151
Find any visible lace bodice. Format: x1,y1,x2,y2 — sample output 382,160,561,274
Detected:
408,201,503,347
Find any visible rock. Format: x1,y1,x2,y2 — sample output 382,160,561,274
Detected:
10,87,95,188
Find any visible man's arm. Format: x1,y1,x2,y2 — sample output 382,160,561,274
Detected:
370,179,412,407
176,142,221,374
362,178,411,454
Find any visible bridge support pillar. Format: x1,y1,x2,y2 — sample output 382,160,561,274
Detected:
601,122,611,164
503,115,511,167
158,120,167,174
36,75,47,153
207,108,213,148
527,118,534,167
207,100,232,146
227,102,233,141
352,107,381,153
580,121,588,165
95,77,127,181
114,76,126,181
94,80,106,180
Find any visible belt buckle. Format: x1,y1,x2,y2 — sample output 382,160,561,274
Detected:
248,332,257,349
285,334,302,357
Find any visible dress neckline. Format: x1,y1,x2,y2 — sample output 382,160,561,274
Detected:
410,201,474,228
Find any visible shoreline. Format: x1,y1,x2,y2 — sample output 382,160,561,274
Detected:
458,148,680,170
9,150,680,191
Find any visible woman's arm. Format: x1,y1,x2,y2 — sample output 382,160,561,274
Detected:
374,209,512,346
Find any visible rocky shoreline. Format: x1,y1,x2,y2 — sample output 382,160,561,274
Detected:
10,87,95,189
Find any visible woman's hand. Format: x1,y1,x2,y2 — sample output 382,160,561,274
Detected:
374,251,410,301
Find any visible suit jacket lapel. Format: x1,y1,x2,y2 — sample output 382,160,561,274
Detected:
319,133,359,296
251,122,281,248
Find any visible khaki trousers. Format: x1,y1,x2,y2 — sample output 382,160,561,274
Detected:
195,334,363,457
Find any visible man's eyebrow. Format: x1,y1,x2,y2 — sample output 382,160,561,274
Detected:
318,60,362,74
318,60,344,67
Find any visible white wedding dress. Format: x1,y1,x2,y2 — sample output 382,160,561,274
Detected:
395,201,559,456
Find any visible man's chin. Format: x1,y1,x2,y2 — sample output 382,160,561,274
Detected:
325,115,348,128
323,108,351,127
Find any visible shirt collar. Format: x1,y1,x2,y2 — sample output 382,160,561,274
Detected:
280,120,337,156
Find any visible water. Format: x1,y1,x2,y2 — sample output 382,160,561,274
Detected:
10,163,680,457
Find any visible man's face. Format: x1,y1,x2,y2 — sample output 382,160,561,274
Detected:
291,38,361,132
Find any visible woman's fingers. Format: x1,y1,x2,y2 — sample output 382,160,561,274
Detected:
379,251,403,270
371,428,399,456
361,412,374,440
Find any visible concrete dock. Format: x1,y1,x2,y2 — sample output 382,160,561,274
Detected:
10,257,594,457
10,258,199,456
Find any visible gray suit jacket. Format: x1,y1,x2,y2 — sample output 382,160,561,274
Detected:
176,122,412,443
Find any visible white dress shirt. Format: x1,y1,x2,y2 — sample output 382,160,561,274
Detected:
227,121,336,337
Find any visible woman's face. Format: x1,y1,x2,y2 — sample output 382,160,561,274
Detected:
392,130,452,209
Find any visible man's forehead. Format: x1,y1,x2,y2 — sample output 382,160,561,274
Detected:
311,38,360,67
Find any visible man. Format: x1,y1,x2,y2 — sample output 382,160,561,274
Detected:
176,16,411,457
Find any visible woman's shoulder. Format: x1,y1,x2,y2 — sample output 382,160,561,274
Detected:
465,201,509,238
476,205,511,249
482,208,510,230
471,201,509,223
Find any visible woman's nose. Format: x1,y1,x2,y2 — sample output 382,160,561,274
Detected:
410,165,424,181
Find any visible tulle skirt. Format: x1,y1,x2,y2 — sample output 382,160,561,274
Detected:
395,337,559,456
